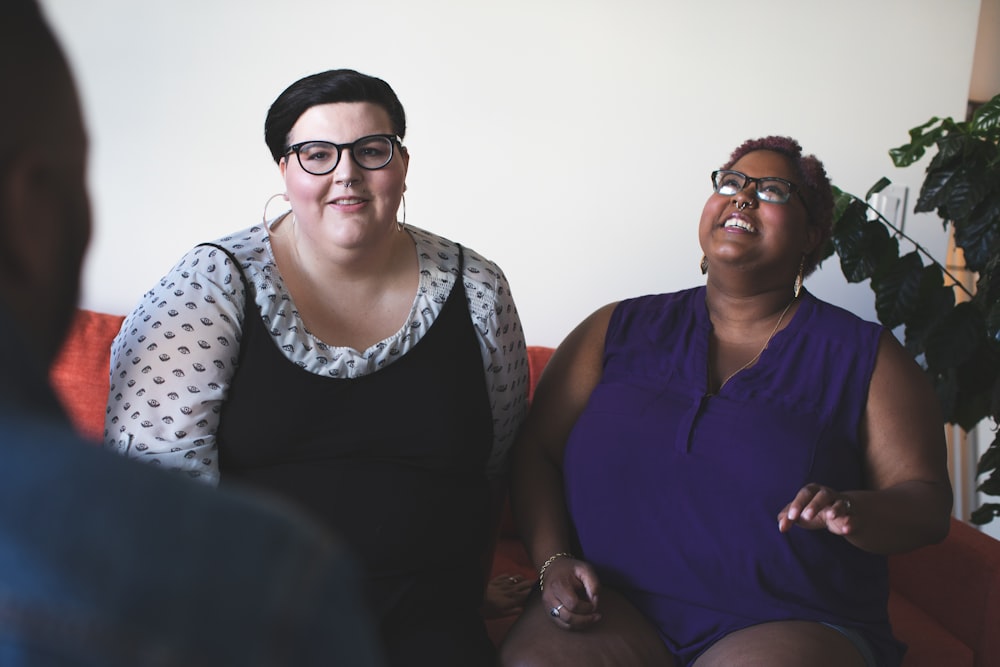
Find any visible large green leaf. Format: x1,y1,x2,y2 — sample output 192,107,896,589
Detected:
931,368,958,423
831,194,866,233
943,164,990,221
889,117,945,167
953,347,997,429
820,187,858,265
977,431,1000,476
950,390,990,431
902,267,955,357
874,93,1000,514
924,302,985,371
971,95,1000,138
975,254,1000,303
980,473,1000,497
987,301,1000,345
973,256,1000,326
993,373,1000,424
871,251,924,329
972,503,1000,525
915,166,955,214
927,132,967,171
830,197,868,280
864,177,891,203
833,217,894,283
954,195,1000,273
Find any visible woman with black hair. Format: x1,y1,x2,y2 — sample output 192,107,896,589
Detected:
106,69,529,666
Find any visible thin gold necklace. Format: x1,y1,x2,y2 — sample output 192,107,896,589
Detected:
710,296,796,394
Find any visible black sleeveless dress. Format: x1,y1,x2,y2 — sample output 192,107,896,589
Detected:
215,249,496,666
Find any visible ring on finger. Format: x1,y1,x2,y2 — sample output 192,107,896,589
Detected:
549,603,564,618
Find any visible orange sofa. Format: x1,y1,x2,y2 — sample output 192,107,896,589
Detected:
51,309,1000,666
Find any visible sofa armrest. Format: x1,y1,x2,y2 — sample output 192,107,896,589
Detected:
49,309,125,442
888,517,1000,666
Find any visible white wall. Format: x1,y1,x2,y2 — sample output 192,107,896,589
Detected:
971,0,1000,102
39,0,981,348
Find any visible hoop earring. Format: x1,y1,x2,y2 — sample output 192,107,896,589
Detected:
262,193,291,228
793,255,806,298
396,193,407,232
700,255,708,275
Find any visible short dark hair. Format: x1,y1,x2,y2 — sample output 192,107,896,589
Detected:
721,135,834,277
263,69,407,164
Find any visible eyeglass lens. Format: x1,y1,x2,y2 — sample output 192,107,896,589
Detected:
712,170,793,203
294,135,395,175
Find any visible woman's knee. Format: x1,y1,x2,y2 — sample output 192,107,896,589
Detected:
499,587,675,667
693,621,869,667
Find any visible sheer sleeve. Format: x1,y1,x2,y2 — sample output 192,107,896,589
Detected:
104,245,247,485
462,250,529,478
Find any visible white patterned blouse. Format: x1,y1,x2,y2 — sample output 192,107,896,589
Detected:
104,224,529,485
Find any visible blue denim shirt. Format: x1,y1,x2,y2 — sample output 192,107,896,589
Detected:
0,315,384,666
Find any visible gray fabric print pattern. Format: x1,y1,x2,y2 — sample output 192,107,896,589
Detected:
105,224,529,485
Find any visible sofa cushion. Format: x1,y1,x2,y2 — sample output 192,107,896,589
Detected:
45,313,1000,665
526,346,554,401
889,517,1000,664
49,309,124,442
889,590,973,667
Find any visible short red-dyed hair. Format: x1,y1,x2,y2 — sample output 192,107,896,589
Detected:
722,136,833,277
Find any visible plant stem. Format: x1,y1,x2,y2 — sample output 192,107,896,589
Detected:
867,203,976,300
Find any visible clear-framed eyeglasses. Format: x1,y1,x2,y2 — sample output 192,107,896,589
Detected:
285,134,401,175
711,169,800,204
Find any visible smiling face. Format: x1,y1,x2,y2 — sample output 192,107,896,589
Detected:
279,101,408,253
699,149,821,286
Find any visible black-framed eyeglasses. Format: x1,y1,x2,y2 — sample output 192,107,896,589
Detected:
711,169,801,204
284,134,401,175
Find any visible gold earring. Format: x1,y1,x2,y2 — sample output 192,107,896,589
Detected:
700,255,708,275
793,256,805,298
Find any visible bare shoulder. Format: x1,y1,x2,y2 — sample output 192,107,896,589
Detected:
864,330,949,488
523,303,619,460
869,331,939,412
537,302,619,395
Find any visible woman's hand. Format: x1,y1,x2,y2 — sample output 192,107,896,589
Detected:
777,483,854,536
541,557,603,631
779,332,953,554
482,573,535,619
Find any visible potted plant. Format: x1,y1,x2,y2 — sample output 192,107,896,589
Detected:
824,92,1000,525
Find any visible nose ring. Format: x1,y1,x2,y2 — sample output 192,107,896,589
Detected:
737,200,750,211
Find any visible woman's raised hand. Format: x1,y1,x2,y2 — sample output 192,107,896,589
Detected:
778,483,855,536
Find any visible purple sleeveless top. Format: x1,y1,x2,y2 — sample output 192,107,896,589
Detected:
563,287,904,666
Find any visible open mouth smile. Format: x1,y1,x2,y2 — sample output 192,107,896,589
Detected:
723,216,757,233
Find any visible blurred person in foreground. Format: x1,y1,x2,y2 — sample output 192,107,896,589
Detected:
0,2,383,664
